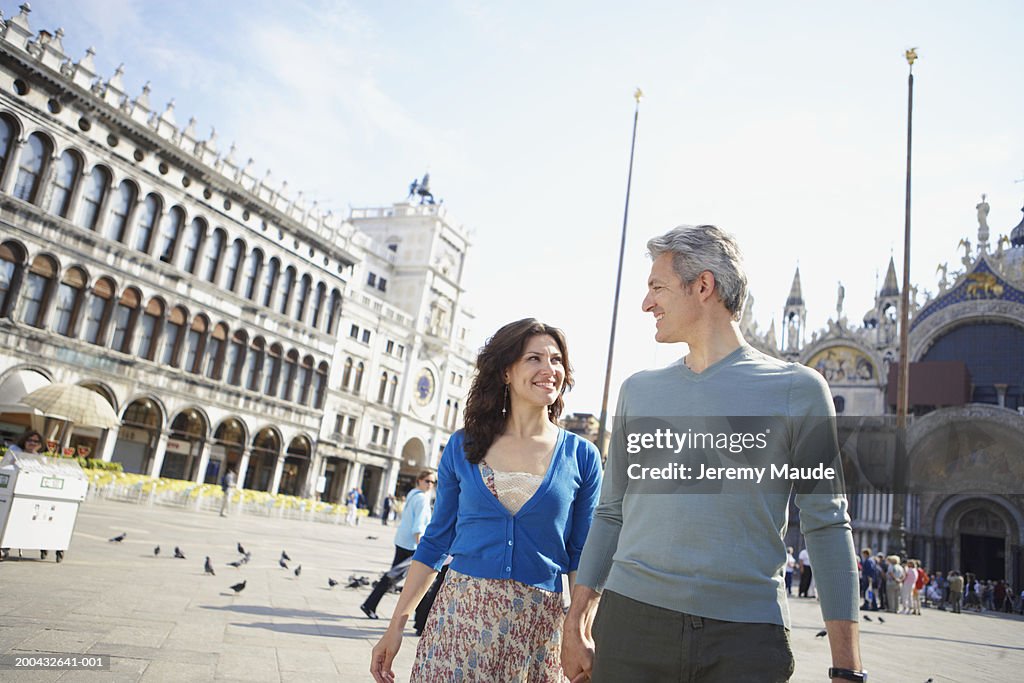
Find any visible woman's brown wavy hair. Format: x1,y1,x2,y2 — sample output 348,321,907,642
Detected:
462,318,573,463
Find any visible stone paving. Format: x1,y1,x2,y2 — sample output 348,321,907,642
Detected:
1,498,1021,681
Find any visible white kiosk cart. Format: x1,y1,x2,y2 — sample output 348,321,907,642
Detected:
0,451,89,562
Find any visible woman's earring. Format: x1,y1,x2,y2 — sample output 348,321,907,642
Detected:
502,384,509,417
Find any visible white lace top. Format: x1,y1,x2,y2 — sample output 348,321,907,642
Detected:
479,460,545,515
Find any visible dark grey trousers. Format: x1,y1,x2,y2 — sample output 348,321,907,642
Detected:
591,590,795,683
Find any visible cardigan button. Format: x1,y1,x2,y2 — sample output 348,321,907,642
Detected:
505,566,511,572
507,540,513,546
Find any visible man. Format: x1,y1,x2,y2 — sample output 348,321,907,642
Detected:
360,470,436,619
798,545,815,598
948,570,964,614
885,555,905,613
859,548,878,611
219,467,237,517
785,546,796,596
562,225,863,682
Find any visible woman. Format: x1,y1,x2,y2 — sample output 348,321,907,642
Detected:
370,319,602,683
900,559,918,614
6,429,44,455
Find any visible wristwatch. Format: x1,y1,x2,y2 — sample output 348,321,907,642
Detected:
828,667,868,682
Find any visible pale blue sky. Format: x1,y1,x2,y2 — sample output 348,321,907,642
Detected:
21,1,1024,415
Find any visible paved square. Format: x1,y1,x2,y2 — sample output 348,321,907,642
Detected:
2,499,1021,681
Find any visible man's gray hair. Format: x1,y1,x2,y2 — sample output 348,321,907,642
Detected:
646,225,748,321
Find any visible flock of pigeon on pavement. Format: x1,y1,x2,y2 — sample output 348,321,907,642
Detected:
106,531,374,594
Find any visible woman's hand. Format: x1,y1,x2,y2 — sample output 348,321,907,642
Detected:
370,624,403,683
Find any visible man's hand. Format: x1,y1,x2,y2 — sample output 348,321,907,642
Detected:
562,585,601,682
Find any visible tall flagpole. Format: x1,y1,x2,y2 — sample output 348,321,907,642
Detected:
596,88,643,458
893,48,917,557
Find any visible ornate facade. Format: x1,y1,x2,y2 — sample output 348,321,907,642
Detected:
744,194,1024,586
0,6,474,511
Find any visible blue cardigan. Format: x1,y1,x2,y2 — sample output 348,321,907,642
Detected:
412,428,603,592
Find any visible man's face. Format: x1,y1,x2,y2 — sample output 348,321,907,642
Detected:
642,252,699,344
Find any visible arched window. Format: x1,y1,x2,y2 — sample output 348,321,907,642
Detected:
451,401,459,429
242,249,262,300
389,375,399,406
136,298,164,361
133,194,161,255
53,266,87,337
202,228,225,283
341,357,353,389
156,206,185,264
310,282,327,329
109,287,142,353
280,349,300,401
260,257,279,307
104,180,136,242
82,277,115,345
354,361,365,393
160,306,188,366
48,150,80,218
77,166,110,231
225,329,247,386
181,218,206,274
183,315,209,374
276,266,295,315
12,133,50,203
294,274,311,323
20,254,58,328
326,288,342,334
263,343,283,396
0,241,22,318
224,239,245,292
444,399,452,427
377,371,388,402
299,355,315,405
205,322,229,379
0,116,16,182
246,336,266,391
314,362,329,409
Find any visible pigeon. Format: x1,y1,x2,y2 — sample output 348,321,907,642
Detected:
229,580,246,593
174,546,186,559
204,556,215,576
878,616,885,624
279,558,289,569
366,535,379,540
153,546,160,556
328,578,338,588
109,532,127,543
237,542,246,555
862,615,873,622
294,565,302,577
815,629,828,638
242,552,251,564
227,559,243,568
281,550,291,562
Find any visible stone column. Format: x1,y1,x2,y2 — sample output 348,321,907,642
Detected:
0,136,25,195
194,440,212,484
269,455,285,495
95,424,120,463
236,448,252,489
148,432,170,478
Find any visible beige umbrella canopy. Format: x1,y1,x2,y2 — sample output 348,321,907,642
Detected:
18,383,120,429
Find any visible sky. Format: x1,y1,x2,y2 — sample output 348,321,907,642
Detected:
19,0,1024,417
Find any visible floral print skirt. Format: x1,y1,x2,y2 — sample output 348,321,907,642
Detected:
411,569,568,682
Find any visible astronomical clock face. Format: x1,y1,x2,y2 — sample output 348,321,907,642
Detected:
415,368,435,405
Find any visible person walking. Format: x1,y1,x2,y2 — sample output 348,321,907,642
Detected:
220,467,237,517
562,226,862,683
360,471,436,620
369,319,602,683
